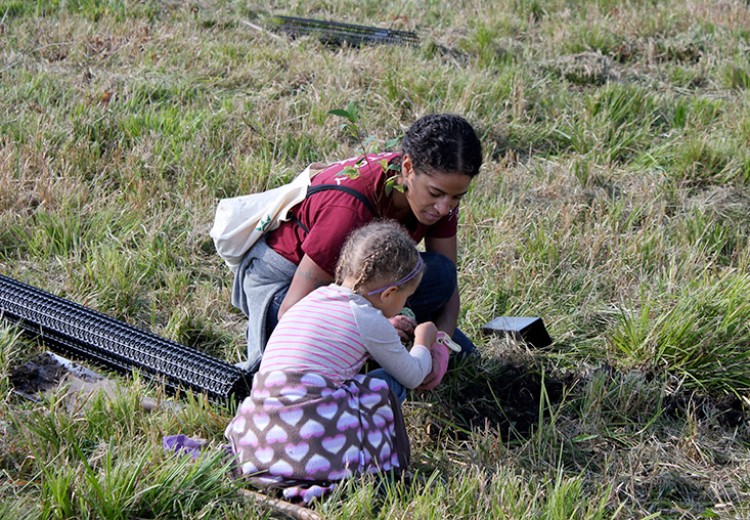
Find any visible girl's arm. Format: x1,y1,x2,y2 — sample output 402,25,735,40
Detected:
278,254,333,319
359,307,436,389
424,235,460,335
372,323,438,389
368,340,432,390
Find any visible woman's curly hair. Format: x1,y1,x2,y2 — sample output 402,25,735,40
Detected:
402,113,483,177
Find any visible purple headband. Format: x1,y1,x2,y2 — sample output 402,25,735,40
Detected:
366,255,424,296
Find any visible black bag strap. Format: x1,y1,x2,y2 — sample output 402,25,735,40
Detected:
292,184,376,234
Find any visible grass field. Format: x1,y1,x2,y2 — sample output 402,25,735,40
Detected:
2,0,750,518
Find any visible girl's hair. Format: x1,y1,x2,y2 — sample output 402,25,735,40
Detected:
403,113,483,177
335,221,423,295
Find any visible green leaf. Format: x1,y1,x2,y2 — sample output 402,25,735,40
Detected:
572,434,599,443
328,108,357,123
385,136,402,149
344,101,359,121
381,159,401,173
385,175,404,195
328,102,360,124
341,165,360,179
385,163,401,173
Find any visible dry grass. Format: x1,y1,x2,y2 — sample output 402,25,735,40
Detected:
2,0,750,518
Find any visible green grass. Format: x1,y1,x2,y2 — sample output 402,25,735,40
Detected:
7,391,242,519
609,270,750,395
2,0,750,518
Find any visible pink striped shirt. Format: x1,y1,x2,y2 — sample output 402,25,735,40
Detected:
259,284,431,388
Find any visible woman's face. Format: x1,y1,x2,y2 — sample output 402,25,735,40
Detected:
401,155,473,226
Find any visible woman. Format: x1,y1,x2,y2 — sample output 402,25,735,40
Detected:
231,113,483,372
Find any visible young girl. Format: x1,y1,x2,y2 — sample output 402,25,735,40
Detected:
225,221,447,504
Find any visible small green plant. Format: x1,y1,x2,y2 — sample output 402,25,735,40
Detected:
0,324,25,396
328,102,403,195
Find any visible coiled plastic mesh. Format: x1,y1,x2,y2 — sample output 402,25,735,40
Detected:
271,15,420,47
0,274,250,404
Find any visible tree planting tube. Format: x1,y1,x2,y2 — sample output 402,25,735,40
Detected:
271,15,420,47
0,274,251,404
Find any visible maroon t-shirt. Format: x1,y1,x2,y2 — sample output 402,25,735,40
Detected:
265,152,459,276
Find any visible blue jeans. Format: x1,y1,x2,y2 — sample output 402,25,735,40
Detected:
368,368,407,403
405,252,477,357
267,252,477,356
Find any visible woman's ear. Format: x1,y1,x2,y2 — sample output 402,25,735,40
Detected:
401,154,414,177
399,155,414,192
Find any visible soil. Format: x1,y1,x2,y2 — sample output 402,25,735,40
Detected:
9,352,105,398
8,352,184,413
427,358,566,442
9,352,70,396
430,358,746,444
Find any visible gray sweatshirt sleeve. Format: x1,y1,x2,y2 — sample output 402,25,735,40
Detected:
349,297,432,389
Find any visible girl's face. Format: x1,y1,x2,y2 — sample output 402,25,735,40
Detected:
374,275,421,318
401,155,473,226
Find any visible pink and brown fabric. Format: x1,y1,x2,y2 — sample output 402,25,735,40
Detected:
225,370,410,503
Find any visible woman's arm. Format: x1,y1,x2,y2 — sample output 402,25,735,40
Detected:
425,235,457,263
278,254,333,319
424,235,460,334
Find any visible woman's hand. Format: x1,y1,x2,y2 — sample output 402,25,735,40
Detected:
389,314,416,341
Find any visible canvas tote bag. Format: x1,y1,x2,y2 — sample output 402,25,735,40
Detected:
210,162,329,273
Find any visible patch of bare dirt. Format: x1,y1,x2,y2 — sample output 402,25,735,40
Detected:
9,351,181,413
9,352,69,396
411,354,567,443
541,51,619,86
9,352,118,411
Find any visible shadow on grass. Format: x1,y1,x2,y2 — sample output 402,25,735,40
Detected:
422,354,746,445
426,354,567,442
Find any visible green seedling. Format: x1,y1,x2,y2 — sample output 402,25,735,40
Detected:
327,103,403,194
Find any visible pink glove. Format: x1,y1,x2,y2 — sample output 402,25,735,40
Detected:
417,341,449,391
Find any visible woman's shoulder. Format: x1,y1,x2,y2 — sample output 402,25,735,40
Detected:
313,152,401,186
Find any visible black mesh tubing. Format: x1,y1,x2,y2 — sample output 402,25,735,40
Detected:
0,274,251,404
272,16,420,47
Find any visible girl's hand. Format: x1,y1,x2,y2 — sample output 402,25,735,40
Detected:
389,314,416,341
414,321,438,348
